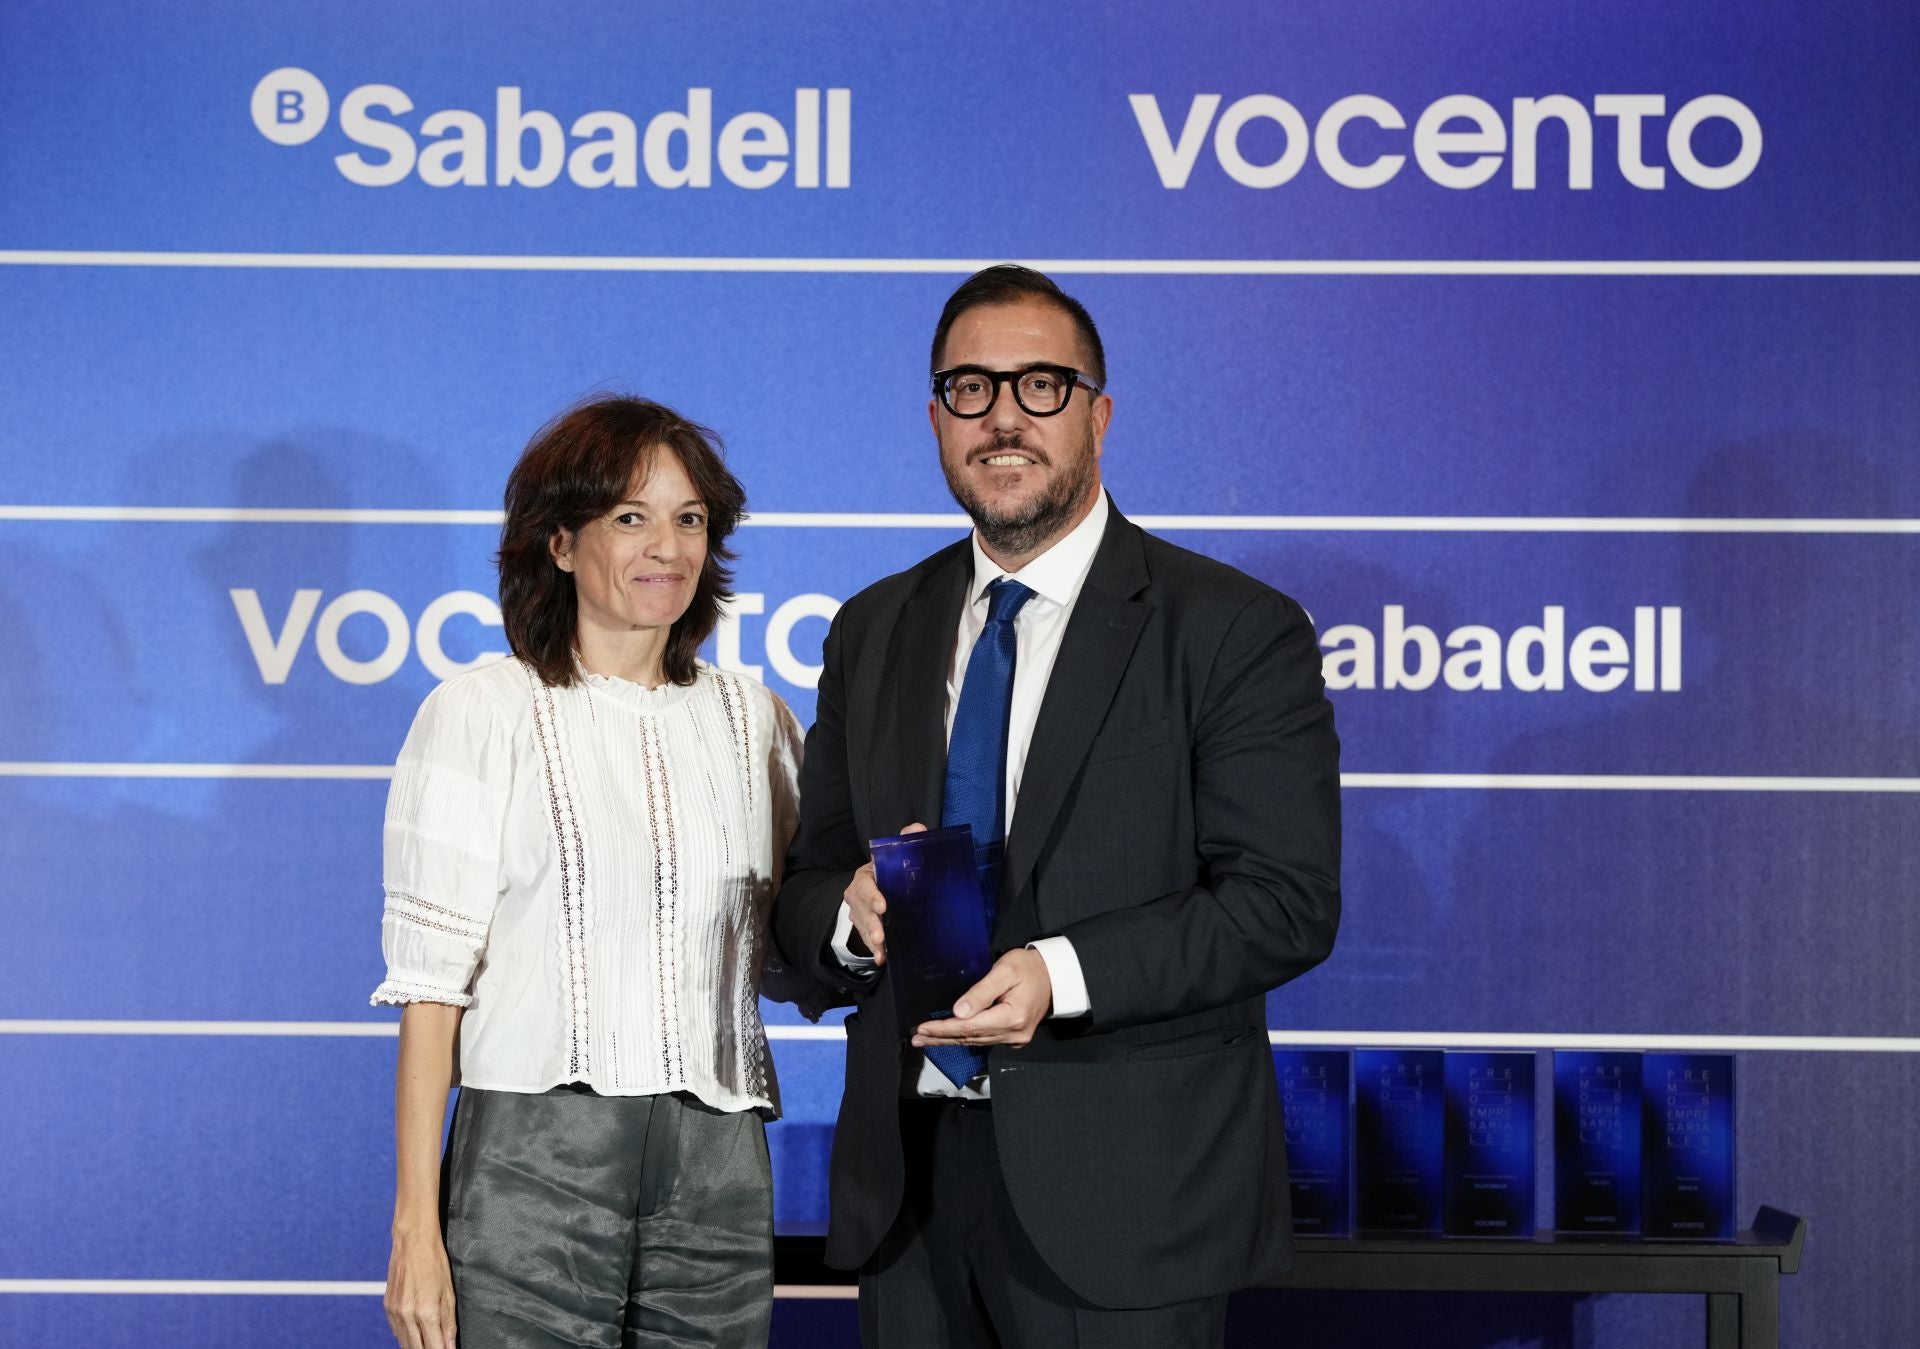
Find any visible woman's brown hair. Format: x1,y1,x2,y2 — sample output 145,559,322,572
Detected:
498,396,745,687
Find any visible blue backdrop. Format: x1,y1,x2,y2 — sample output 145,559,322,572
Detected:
3,2,1917,1346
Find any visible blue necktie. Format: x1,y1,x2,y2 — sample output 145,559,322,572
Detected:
926,577,1034,1088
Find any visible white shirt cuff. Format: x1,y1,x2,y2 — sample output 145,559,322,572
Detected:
1028,936,1090,1018
831,901,879,971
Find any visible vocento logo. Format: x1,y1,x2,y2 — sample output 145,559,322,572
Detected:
1130,93,1761,190
250,67,851,189
230,588,841,689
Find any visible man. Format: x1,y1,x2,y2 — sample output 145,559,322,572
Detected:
774,265,1340,1348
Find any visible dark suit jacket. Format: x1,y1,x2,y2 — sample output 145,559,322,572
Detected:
773,502,1341,1309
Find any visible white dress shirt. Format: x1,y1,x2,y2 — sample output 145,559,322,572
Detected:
372,656,803,1114
833,493,1109,1095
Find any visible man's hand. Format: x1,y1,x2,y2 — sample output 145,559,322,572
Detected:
911,948,1053,1048
844,821,927,965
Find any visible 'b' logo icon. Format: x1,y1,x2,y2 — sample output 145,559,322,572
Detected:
251,67,330,146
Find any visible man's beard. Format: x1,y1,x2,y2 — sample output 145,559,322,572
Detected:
942,429,1098,559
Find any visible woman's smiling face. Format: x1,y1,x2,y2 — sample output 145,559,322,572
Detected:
551,446,709,644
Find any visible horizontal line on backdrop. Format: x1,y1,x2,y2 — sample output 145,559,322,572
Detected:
0,1279,854,1299
0,506,508,525
4,765,1915,792
0,762,392,780
0,1280,387,1297
0,1020,400,1036
1274,1031,1920,1053
2,1021,1915,1053
1343,773,1920,792
3,250,1919,277
0,1020,840,1039
2,505,1918,533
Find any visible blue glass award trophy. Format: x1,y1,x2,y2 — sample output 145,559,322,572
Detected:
1643,1053,1736,1240
868,825,995,1032
1554,1051,1643,1236
1443,1051,1536,1237
1272,1048,1351,1236
1355,1048,1445,1234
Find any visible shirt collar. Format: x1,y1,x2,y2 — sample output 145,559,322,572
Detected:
967,491,1111,611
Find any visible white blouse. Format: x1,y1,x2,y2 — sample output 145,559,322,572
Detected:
371,656,803,1114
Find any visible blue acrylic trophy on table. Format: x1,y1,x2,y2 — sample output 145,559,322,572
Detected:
868,825,996,1033
1554,1051,1643,1236
1355,1048,1445,1234
1643,1053,1736,1241
1273,1048,1352,1236
1443,1051,1536,1238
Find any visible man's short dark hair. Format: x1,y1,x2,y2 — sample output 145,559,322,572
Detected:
497,395,745,688
930,265,1106,388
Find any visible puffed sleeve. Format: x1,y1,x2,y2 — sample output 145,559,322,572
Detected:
370,673,513,1007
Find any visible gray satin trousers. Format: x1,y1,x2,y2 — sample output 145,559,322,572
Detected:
442,1086,774,1349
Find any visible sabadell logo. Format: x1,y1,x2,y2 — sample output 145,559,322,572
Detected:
250,67,851,189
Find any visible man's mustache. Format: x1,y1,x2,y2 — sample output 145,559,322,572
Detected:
969,431,1049,465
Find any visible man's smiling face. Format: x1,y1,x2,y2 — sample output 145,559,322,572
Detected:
930,296,1112,564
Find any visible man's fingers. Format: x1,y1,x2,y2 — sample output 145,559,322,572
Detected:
951,960,1020,1019
901,821,928,834
845,862,890,961
919,960,1022,1037
858,897,887,957
915,1003,1020,1042
848,865,887,918
911,951,1051,1046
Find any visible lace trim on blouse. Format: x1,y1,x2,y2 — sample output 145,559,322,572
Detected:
384,887,488,942
370,977,475,1009
529,666,592,1080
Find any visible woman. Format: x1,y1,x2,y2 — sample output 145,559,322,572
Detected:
374,396,804,1349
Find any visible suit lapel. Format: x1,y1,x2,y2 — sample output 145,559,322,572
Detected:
1001,510,1151,918
876,543,971,830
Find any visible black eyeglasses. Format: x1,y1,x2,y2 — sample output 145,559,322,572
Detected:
931,364,1103,418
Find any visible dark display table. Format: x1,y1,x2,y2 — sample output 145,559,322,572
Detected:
1273,1206,1805,1349
775,1206,1805,1349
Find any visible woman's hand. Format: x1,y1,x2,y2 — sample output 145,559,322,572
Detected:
384,1224,457,1349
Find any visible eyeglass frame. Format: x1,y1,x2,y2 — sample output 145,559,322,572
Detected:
930,363,1105,419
